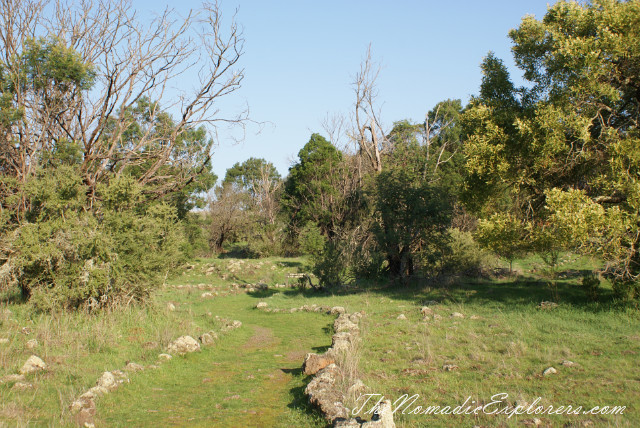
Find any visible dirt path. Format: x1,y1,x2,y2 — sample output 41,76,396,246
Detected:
94,307,330,428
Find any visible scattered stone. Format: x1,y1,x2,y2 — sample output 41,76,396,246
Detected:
305,364,348,421
168,336,201,355
86,386,109,398
331,331,354,352
124,362,145,372
201,292,214,298
522,418,544,427
0,374,25,384
420,307,433,317
167,302,176,311
21,327,31,335
560,360,578,367
19,355,46,375
97,371,118,390
24,339,38,349
330,306,346,315
303,353,336,375
538,301,558,309
11,382,33,391
256,302,268,309
542,367,557,376
0,338,9,344
451,312,465,318
470,315,481,320
433,314,442,321
442,364,459,371
199,332,216,346
334,314,360,333
397,314,407,320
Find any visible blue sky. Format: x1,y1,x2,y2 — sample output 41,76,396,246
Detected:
134,0,556,181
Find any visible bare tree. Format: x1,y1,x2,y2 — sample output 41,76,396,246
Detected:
351,45,388,174
0,0,247,216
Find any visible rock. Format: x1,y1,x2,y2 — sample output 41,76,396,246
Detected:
97,371,118,390
560,360,578,367
256,302,268,309
420,307,433,316
451,312,465,318
304,364,348,422
168,336,201,355
442,364,459,371
334,314,359,333
0,374,25,384
199,332,216,346
330,306,346,315
70,396,96,414
19,355,46,375
222,320,242,331
86,386,109,397
303,353,335,376
167,302,176,311
124,362,145,372
11,382,33,391
433,314,442,321
361,399,396,428
542,366,557,376
470,315,481,320
331,331,353,352
201,292,214,298
538,301,558,309
397,314,407,320
523,418,544,427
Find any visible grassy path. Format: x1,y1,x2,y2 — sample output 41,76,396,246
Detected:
94,293,329,427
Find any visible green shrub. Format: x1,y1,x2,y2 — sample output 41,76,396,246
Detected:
298,222,325,257
611,279,639,301
440,228,496,275
581,271,601,301
1,168,186,311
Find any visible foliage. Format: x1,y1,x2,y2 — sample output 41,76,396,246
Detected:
371,138,454,279
439,228,497,275
475,213,529,272
463,0,640,289
298,222,326,257
283,134,350,237
0,168,185,311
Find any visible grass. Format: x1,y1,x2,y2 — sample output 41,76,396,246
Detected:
1,254,638,427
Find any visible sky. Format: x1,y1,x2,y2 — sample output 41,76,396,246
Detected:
133,0,557,181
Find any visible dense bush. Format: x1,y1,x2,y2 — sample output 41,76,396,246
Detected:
0,168,185,311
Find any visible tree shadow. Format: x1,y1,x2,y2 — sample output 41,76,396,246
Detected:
349,271,622,313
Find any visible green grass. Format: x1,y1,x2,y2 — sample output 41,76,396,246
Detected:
1,255,638,427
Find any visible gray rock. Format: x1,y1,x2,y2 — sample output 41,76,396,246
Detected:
330,306,346,315
97,371,117,390
397,314,407,320
542,366,557,376
168,336,201,355
420,307,433,316
451,312,465,318
25,339,38,349
19,355,46,375
124,362,145,372
256,302,268,309
167,302,176,311
199,332,216,346
560,360,578,367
